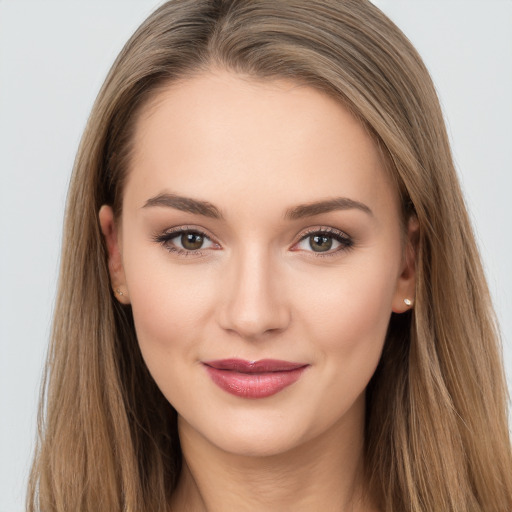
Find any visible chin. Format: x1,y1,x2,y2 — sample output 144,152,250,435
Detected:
210,424,311,458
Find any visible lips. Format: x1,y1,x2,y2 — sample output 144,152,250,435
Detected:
203,359,309,399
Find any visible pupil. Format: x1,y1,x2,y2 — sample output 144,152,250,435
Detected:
310,235,332,252
181,233,203,250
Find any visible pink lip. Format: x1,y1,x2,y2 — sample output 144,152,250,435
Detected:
203,359,309,399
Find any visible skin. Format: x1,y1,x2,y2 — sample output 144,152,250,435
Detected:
100,70,417,511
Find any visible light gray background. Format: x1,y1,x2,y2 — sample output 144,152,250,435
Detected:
1,1,511,511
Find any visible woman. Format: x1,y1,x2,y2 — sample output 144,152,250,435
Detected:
27,1,512,510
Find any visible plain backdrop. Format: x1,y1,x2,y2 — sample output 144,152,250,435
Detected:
1,1,511,511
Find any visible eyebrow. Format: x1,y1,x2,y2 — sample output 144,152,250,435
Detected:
142,192,372,220
143,192,223,219
284,197,373,220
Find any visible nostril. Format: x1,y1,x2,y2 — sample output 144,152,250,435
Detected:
216,253,291,338
218,295,291,340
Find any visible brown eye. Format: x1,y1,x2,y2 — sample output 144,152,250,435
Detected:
309,235,333,252
294,229,353,255
181,232,204,250
154,228,218,254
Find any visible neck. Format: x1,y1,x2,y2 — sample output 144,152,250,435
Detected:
169,399,378,512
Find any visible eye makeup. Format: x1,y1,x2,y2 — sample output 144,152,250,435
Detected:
291,226,354,257
152,225,220,257
152,224,354,258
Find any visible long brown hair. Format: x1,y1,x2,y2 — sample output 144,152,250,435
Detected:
28,1,512,510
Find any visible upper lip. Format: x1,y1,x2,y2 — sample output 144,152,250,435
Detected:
203,358,308,373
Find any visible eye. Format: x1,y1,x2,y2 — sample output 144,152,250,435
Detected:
153,228,219,255
174,231,211,251
293,228,353,255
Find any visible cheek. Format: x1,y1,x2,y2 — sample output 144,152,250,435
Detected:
292,255,398,415
121,239,219,384
297,257,397,348
126,268,220,411
130,271,214,347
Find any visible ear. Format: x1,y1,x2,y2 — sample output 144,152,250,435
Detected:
98,205,130,304
391,215,419,313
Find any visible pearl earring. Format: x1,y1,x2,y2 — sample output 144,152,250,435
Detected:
404,298,413,307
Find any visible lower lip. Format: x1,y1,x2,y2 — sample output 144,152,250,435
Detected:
204,365,308,399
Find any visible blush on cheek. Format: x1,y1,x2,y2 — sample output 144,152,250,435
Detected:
127,266,216,363
301,269,394,346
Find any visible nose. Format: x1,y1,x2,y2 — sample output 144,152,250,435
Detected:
217,246,291,340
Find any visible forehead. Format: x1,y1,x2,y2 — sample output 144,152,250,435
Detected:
124,70,398,220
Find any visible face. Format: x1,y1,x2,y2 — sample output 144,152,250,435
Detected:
100,71,416,457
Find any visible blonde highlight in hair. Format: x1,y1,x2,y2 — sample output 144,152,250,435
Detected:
28,1,512,510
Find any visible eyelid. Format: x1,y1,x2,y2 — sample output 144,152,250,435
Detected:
152,225,221,255
291,226,354,256
152,224,353,257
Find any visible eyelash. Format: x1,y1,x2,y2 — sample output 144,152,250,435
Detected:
152,226,219,257
293,227,354,258
152,226,354,257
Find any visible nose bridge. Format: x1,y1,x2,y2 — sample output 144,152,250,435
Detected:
218,243,290,339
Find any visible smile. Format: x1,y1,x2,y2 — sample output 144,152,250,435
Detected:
203,359,309,399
